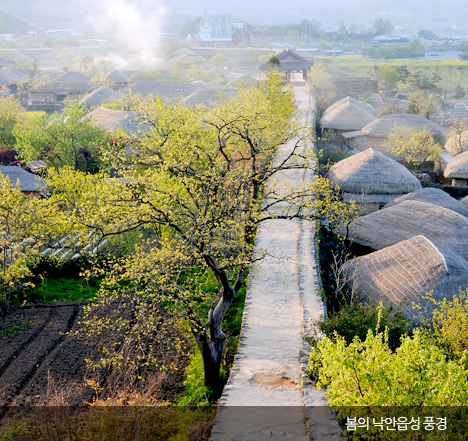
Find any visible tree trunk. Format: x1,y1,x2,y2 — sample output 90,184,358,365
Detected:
199,338,224,395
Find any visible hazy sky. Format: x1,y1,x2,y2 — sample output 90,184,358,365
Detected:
0,0,467,35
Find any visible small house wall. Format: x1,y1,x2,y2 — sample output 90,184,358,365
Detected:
29,91,58,101
452,178,468,187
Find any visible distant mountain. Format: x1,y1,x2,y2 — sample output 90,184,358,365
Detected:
0,0,467,35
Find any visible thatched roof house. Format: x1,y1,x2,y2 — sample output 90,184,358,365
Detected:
345,200,468,259
87,107,146,135
323,96,373,118
0,69,23,85
120,80,198,99
227,75,259,87
171,48,197,57
326,148,421,203
344,235,468,321
103,70,129,89
360,113,445,154
178,89,238,108
320,101,376,133
444,131,468,156
461,195,468,208
384,187,468,218
79,86,121,108
444,150,468,187
368,93,384,107
0,166,46,195
0,69,24,95
29,70,94,101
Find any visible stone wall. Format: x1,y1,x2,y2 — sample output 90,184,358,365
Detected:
21,101,64,112
331,77,378,100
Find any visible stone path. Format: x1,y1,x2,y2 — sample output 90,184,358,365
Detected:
211,84,345,441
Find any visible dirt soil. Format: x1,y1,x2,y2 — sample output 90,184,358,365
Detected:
0,303,191,414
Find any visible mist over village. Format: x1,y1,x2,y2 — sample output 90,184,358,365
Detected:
0,0,467,439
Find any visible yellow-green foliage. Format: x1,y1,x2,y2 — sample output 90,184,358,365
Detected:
169,59,224,84
45,72,358,387
310,327,468,406
0,175,42,305
383,123,442,170
309,62,336,113
425,289,468,354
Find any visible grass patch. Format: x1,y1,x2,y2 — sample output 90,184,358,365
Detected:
176,352,213,406
21,277,100,305
0,321,30,338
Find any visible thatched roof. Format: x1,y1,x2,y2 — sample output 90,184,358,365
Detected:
178,89,238,108
171,48,197,57
345,200,468,259
444,150,468,179
191,55,208,63
320,101,376,131
0,69,23,85
87,107,147,135
53,71,92,83
171,54,195,62
35,70,65,81
361,113,445,143
323,96,373,118
384,187,468,217
344,235,468,321
79,86,121,108
444,131,468,156
461,195,468,208
32,70,94,94
368,93,384,107
103,70,129,83
227,75,259,87
121,80,198,98
326,148,421,202
0,166,46,192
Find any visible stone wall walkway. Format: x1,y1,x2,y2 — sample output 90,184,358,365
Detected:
210,84,344,441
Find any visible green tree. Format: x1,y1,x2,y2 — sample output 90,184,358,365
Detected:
0,175,41,329
0,96,25,149
408,89,440,118
447,117,468,155
14,101,109,171
208,52,227,68
373,18,394,36
383,124,442,170
375,64,399,95
417,30,439,40
309,62,336,116
180,16,202,38
337,21,347,41
59,73,357,391
453,84,466,99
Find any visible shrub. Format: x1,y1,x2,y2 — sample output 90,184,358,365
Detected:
317,302,410,351
309,326,468,406
422,288,468,354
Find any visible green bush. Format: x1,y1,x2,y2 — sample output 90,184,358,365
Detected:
422,288,468,354
317,303,410,351
309,327,468,406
